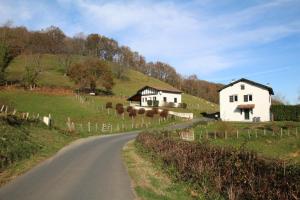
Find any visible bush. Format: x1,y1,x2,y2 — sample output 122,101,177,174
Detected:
138,108,145,115
152,107,159,115
271,105,300,121
106,102,113,109
180,103,187,109
129,109,137,118
116,106,124,115
115,103,123,110
147,100,153,107
136,133,300,200
146,110,154,118
160,109,169,118
0,119,40,170
153,100,159,107
126,106,133,113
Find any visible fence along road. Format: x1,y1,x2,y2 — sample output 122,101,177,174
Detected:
0,118,202,200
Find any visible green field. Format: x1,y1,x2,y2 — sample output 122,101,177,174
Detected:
0,90,180,135
193,121,300,163
5,54,218,115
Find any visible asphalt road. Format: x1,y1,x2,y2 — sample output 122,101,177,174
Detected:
0,118,202,200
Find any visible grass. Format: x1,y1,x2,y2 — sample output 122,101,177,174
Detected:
0,89,181,133
123,140,198,200
193,121,300,163
0,119,77,186
5,54,218,115
0,53,218,186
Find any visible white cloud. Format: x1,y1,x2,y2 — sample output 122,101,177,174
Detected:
68,0,300,74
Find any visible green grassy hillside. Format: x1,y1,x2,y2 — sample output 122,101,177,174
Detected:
5,54,218,114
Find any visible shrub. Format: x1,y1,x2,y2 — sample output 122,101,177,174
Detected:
115,103,123,110
180,103,187,109
152,107,159,115
138,108,145,115
146,110,154,118
129,109,137,118
136,133,300,200
127,106,133,112
106,102,112,109
153,100,159,107
271,105,300,121
116,106,124,115
147,100,153,107
160,109,169,118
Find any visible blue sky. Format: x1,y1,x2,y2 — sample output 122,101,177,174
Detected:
1,0,300,103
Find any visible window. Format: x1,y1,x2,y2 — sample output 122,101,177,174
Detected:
174,98,177,103
163,97,167,102
153,97,156,101
241,84,245,90
229,95,238,102
249,95,253,101
244,95,248,102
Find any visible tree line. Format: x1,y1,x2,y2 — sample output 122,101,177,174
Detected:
0,23,222,103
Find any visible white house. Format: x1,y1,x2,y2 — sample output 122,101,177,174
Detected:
219,78,274,122
127,85,182,107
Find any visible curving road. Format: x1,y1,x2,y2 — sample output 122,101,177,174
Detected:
0,119,202,200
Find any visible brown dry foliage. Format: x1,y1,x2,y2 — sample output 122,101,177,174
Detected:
136,133,300,200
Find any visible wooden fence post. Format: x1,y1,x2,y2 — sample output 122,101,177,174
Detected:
96,123,98,132
264,129,266,136
88,122,91,132
236,129,239,139
280,128,283,137
214,130,217,139
255,129,258,138
248,129,250,139
225,131,227,139
296,127,298,137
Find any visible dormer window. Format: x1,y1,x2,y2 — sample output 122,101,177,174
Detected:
241,84,245,90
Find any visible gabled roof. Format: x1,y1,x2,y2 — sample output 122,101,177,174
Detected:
127,93,141,101
137,85,182,94
218,78,274,95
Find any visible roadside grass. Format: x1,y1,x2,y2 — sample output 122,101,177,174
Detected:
0,120,77,186
123,140,198,200
193,121,300,163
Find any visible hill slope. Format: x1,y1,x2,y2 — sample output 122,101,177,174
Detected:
5,54,218,114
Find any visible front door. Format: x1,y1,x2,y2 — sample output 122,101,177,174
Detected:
244,109,250,120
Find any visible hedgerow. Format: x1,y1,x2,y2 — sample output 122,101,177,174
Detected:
271,105,300,121
136,132,300,200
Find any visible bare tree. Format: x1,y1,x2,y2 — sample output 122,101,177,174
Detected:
272,94,288,105
23,53,43,90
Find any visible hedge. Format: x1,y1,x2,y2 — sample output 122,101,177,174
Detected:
271,105,300,121
136,132,300,199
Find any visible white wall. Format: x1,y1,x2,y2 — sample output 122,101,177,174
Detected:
220,81,271,122
140,89,182,107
